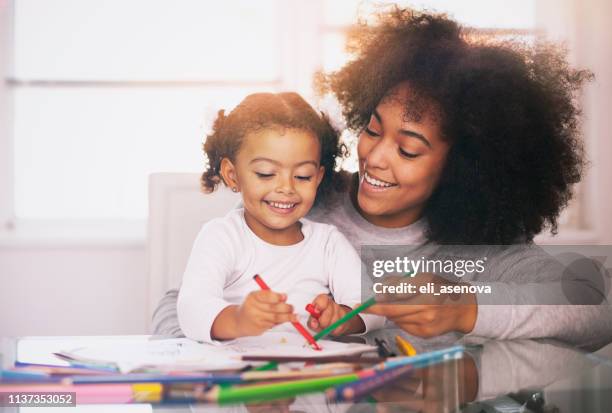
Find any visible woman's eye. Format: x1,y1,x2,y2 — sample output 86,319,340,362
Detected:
399,148,419,159
295,175,313,181
255,172,274,179
364,127,381,137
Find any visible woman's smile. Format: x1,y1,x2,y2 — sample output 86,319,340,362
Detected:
361,171,398,193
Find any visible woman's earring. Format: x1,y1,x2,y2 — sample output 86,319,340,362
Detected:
231,187,238,193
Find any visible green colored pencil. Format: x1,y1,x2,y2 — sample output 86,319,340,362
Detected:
253,361,278,371
313,298,376,341
203,370,375,405
313,271,413,341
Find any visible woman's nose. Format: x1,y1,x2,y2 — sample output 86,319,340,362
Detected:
365,137,392,170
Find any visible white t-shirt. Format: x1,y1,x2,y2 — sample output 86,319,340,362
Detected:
177,208,384,342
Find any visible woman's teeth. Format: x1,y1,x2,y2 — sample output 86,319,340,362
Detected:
364,172,396,188
267,201,296,209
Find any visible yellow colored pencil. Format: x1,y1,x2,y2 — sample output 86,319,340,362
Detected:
395,335,417,356
131,383,163,403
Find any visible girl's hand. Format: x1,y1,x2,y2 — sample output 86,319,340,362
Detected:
307,294,365,336
235,290,296,337
364,273,477,338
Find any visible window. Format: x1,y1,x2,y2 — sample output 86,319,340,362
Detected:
7,0,284,220
4,0,589,238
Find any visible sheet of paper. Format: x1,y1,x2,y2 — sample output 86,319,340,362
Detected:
225,332,376,357
57,332,376,373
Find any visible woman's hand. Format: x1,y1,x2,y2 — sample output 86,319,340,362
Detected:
212,290,296,340
364,273,478,338
307,294,365,336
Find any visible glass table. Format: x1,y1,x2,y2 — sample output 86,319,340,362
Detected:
1,332,611,412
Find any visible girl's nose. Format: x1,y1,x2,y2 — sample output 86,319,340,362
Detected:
275,174,296,194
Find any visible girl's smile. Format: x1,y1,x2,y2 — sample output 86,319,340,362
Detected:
263,200,300,214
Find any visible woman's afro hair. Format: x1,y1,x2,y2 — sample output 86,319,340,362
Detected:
317,7,592,244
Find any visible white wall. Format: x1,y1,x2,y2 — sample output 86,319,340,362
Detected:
0,245,148,336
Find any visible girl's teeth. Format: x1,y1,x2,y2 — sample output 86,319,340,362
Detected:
365,173,394,187
270,202,295,209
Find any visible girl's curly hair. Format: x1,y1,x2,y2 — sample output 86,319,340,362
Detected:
202,92,347,200
317,8,592,244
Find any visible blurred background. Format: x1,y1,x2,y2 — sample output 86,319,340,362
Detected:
1,0,611,336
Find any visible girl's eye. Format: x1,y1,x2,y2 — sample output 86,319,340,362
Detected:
255,172,274,179
295,176,313,181
364,127,381,137
399,147,419,159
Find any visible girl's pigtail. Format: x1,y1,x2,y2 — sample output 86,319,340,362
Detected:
201,109,227,193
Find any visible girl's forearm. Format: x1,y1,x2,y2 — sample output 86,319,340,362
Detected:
211,305,241,340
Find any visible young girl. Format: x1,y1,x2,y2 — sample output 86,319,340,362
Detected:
177,92,382,342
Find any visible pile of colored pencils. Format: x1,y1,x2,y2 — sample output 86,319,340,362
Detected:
0,345,463,405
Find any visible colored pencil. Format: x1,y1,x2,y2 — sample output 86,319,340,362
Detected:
65,372,243,385
252,274,321,350
14,361,117,375
395,335,417,356
243,365,355,381
253,361,278,371
202,370,377,405
52,353,120,372
313,298,376,341
379,345,464,370
242,355,385,364
305,303,321,319
65,365,356,386
0,369,55,382
327,364,414,402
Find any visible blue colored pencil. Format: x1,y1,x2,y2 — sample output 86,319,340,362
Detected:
13,361,118,376
0,369,56,382
66,372,243,385
52,353,120,372
379,345,464,370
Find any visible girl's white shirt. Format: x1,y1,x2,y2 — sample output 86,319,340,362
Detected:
177,208,384,342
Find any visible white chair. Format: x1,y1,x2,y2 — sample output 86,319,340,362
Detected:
147,173,240,331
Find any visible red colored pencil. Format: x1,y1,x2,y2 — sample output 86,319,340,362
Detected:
252,274,322,351
305,303,321,319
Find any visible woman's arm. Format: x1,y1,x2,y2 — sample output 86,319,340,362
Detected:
469,245,612,349
366,245,612,349
151,288,183,337
472,304,612,351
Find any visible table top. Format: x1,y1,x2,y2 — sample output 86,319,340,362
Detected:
2,332,612,412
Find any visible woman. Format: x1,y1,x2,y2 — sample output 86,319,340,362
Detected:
153,8,612,349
